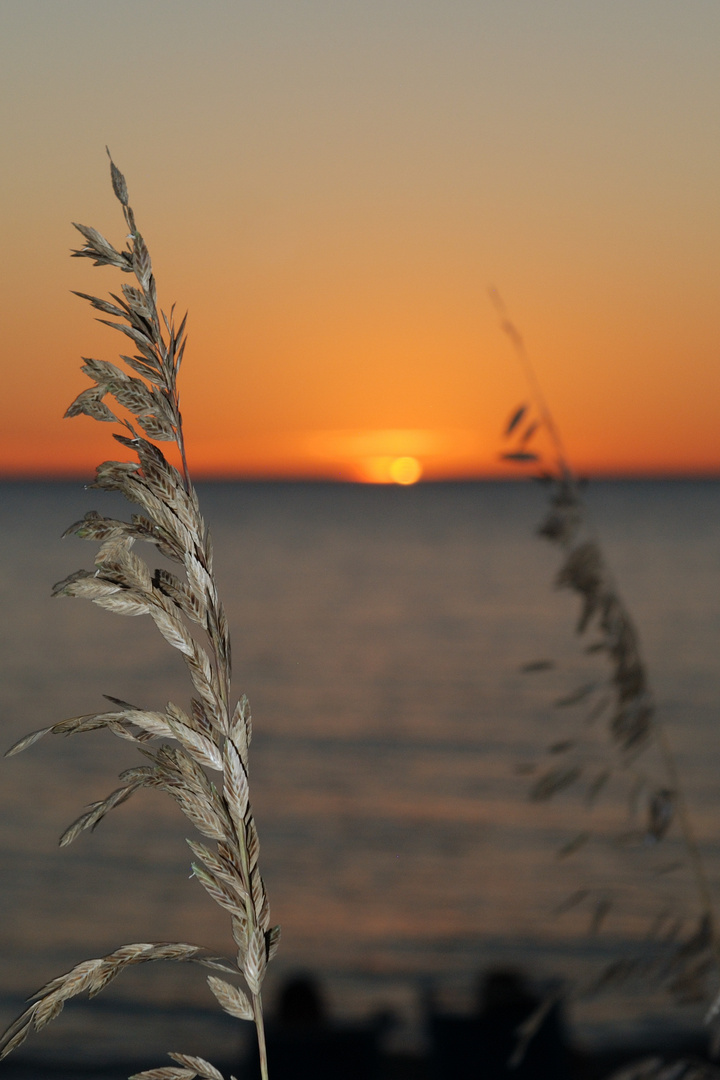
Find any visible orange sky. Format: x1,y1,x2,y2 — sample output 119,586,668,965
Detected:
1,2,719,481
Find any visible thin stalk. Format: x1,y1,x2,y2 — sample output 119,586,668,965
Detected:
176,419,192,494
253,995,269,1080
489,288,571,479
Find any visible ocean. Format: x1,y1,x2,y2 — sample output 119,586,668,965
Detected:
1,480,719,1068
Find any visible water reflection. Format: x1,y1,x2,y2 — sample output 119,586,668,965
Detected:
2,481,720,1064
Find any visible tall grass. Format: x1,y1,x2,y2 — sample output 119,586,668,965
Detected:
493,291,720,1063
0,155,277,1080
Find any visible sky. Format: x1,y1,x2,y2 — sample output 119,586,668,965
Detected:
1,1,719,481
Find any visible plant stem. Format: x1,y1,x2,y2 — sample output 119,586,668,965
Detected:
489,288,572,479
253,995,269,1080
175,410,192,494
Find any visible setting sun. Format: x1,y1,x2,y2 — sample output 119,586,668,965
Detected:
353,454,424,484
389,456,423,485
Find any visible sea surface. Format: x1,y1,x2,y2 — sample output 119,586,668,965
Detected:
1,480,720,1067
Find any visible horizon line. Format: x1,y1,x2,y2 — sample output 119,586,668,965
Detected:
2,468,720,485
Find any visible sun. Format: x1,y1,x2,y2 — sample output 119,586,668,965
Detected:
353,455,424,483
351,449,425,483
388,456,423,485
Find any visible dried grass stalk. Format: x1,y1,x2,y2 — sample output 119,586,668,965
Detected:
1,154,276,1080
493,289,720,1039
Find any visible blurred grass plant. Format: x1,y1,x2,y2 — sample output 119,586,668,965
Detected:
492,290,720,1052
0,155,277,1080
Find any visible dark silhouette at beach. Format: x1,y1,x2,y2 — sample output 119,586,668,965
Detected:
426,966,572,1080
244,973,381,1079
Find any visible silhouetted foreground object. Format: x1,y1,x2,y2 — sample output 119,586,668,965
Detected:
244,974,381,1079
427,967,571,1080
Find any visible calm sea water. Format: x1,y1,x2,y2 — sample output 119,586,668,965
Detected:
1,480,720,1064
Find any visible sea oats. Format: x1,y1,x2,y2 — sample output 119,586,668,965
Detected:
1,155,275,1079
206,976,255,1022
493,290,720,1047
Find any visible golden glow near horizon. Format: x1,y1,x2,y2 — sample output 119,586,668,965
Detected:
299,429,479,482
1,3,720,480
355,455,424,484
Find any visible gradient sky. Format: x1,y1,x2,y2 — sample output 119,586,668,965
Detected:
1,1,719,480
